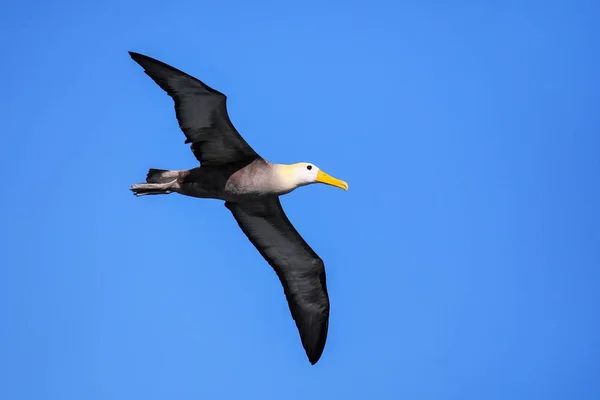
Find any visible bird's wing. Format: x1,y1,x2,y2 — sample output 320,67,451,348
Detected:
129,52,259,166
225,197,330,365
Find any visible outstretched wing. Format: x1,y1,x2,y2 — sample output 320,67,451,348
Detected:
225,198,330,365
129,51,259,166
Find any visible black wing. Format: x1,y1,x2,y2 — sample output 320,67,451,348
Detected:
225,198,330,365
129,51,259,166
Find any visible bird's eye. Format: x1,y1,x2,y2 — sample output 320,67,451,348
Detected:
307,165,312,170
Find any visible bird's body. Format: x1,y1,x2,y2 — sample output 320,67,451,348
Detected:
133,158,308,201
128,51,347,365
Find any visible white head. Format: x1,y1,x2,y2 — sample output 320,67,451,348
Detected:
275,162,349,193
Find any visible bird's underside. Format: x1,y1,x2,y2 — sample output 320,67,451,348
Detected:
128,51,333,365
130,163,247,200
130,157,283,201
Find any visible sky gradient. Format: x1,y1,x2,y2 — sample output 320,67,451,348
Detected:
1,0,599,399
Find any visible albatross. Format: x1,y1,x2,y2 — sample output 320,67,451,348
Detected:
128,52,348,365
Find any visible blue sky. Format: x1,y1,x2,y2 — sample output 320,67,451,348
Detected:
1,0,599,398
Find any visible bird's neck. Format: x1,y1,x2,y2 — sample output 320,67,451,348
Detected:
272,163,300,194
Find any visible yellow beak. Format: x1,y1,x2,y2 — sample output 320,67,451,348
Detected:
316,170,349,191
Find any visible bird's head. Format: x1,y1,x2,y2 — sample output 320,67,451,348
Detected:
277,162,348,192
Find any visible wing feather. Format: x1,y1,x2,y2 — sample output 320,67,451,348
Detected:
129,51,258,166
225,198,330,365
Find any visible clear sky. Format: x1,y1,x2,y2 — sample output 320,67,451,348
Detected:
1,0,599,399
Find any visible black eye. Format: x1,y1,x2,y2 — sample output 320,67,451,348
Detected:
307,165,312,170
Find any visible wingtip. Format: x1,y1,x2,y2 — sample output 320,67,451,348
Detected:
304,318,328,366
306,346,324,365
128,50,143,60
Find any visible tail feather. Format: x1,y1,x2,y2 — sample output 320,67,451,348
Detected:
131,168,180,196
146,168,179,183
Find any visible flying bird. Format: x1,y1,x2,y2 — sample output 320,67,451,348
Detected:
128,51,348,365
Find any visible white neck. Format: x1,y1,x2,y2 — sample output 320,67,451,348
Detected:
272,163,302,194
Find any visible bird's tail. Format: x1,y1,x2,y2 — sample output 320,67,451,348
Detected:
130,168,180,196
146,168,180,183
